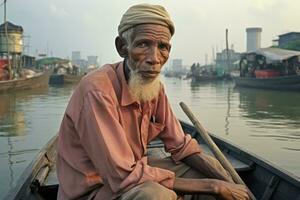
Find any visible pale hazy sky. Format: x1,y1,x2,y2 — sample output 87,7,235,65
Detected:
2,0,300,66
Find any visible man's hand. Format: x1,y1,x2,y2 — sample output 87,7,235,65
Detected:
178,153,250,199
214,180,250,200
173,178,250,200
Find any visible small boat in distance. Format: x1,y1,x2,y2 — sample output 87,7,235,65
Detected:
48,61,84,85
188,63,226,83
49,73,84,85
0,70,49,93
0,22,49,92
4,121,300,200
233,47,300,90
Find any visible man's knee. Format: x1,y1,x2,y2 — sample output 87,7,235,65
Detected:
120,181,177,200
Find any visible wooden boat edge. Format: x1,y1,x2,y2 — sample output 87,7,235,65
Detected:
5,134,57,200
180,121,300,188
5,121,300,199
0,72,50,92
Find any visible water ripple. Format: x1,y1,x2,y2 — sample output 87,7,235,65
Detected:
282,147,300,151
250,134,300,140
0,148,39,156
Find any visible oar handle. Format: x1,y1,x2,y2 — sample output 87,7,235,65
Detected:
179,102,256,200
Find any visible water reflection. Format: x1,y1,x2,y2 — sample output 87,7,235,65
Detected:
189,80,234,135
225,87,231,135
0,87,49,137
0,85,74,198
237,87,300,123
0,87,50,194
49,84,76,97
235,87,300,151
190,80,224,92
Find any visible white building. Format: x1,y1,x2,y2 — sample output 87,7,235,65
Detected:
246,27,262,52
172,59,183,72
71,51,81,62
87,55,98,66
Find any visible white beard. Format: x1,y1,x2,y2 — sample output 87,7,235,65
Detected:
128,69,161,102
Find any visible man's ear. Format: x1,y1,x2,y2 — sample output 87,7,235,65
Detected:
115,36,128,58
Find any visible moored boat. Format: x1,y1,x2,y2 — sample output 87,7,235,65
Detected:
4,121,300,200
63,73,84,84
0,71,49,93
189,63,226,83
0,21,49,92
49,73,83,85
234,74,300,90
191,74,224,82
48,62,83,85
233,47,300,90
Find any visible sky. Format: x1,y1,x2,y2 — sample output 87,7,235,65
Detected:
1,0,300,66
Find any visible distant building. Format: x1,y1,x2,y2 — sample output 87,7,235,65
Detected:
216,49,241,70
278,32,300,47
272,39,279,47
172,59,183,72
75,59,88,72
0,21,24,76
21,55,35,68
246,27,262,52
0,21,23,54
163,58,187,78
71,51,88,71
87,55,98,66
71,51,81,62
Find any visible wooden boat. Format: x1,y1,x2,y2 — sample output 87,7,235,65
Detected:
0,72,49,93
233,74,300,90
164,71,184,79
191,74,224,82
49,74,83,85
188,63,226,83
234,47,300,91
48,60,84,85
63,74,84,84
5,121,300,200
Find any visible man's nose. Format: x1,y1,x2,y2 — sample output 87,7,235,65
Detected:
146,46,160,65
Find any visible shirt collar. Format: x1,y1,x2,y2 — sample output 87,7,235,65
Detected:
116,61,137,107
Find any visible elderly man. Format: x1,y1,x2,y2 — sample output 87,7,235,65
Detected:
57,3,250,200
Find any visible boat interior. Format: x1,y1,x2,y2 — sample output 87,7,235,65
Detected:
6,121,300,200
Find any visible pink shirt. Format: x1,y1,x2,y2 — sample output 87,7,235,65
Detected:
57,62,201,199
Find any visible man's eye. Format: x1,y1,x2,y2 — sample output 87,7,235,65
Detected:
158,44,169,51
137,42,147,48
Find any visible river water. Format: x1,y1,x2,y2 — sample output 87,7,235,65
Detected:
0,77,300,198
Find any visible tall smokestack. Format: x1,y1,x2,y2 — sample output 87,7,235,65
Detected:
246,27,262,52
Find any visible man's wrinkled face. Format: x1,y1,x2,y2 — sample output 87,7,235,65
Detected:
126,24,172,82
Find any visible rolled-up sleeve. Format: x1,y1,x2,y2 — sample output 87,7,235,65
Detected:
74,91,175,196
156,88,202,163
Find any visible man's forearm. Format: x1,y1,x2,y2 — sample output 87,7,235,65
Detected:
176,153,250,199
174,177,218,195
182,153,233,182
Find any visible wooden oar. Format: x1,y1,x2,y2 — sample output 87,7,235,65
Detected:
179,102,256,200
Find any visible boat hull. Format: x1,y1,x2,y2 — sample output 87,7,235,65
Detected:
49,74,83,85
5,121,300,200
63,74,83,84
233,75,300,90
0,72,49,93
192,75,224,82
